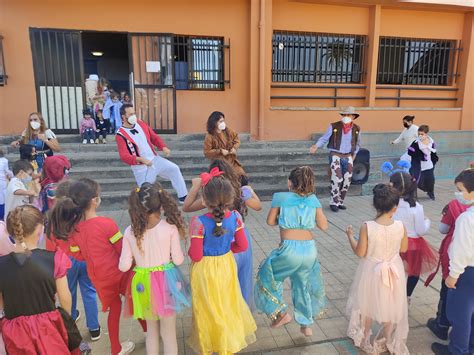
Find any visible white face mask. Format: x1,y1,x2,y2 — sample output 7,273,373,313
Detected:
454,191,473,206
218,122,226,131
95,196,102,208
341,116,352,124
30,121,41,130
127,114,137,125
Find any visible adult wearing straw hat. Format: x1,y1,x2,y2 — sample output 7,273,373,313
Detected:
309,107,362,212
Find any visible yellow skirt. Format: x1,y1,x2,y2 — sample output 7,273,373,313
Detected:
187,252,257,354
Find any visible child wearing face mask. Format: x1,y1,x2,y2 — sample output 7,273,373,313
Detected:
432,169,474,355
4,160,38,218
94,109,108,144
80,109,97,144
408,125,438,200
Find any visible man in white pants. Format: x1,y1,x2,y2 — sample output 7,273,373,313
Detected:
115,104,188,202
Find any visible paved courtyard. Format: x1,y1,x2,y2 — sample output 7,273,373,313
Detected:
80,179,458,354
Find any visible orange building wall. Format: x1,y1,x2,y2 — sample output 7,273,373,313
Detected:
0,0,473,139
0,0,250,135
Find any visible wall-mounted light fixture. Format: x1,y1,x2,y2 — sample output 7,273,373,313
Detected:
91,51,104,57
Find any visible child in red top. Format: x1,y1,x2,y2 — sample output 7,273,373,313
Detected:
425,199,469,340
48,178,146,355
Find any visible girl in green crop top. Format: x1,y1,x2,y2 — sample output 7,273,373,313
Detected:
254,166,328,337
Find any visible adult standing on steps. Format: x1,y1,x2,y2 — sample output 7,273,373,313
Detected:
115,104,188,203
309,107,361,212
203,111,248,185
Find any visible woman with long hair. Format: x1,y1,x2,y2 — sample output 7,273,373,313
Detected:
11,112,61,172
203,111,247,181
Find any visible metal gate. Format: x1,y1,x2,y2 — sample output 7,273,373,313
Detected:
128,34,177,133
29,28,84,133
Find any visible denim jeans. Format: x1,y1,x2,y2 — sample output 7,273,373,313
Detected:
67,257,100,331
82,129,95,141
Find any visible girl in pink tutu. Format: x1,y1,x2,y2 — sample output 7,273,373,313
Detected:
346,184,409,354
390,172,438,302
119,181,191,354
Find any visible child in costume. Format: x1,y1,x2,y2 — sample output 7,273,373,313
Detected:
254,166,328,336
40,155,71,213
182,159,262,307
187,170,256,354
390,171,438,302
425,197,468,341
346,184,409,354
79,109,97,144
48,178,146,355
119,182,190,354
432,169,474,355
0,205,82,354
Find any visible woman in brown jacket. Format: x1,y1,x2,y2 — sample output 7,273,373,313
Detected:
203,111,247,182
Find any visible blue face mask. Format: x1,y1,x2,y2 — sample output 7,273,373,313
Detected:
454,191,473,206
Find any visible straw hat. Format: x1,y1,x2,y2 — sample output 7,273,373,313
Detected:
339,106,360,119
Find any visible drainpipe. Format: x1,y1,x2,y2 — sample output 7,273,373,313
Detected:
258,0,265,140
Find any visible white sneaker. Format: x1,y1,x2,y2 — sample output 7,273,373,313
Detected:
102,138,107,144
82,139,87,144
117,341,135,355
89,139,95,144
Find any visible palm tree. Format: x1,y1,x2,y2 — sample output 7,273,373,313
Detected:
322,40,354,70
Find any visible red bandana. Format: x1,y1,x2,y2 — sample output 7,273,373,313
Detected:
342,122,353,134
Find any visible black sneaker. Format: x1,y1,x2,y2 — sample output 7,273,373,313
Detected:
338,205,347,210
89,327,101,341
74,310,81,323
330,205,339,212
178,195,187,205
427,318,449,340
431,342,451,355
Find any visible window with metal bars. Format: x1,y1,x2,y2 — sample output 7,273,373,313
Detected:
0,35,6,86
173,35,225,90
377,37,460,86
272,31,367,83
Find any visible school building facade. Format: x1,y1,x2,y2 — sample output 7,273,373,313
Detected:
0,0,473,140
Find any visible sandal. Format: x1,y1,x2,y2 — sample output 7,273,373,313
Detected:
271,312,292,328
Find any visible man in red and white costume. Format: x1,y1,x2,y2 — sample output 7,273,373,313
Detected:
115,104,188,202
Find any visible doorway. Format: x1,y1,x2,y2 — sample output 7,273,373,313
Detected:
29,28,177,134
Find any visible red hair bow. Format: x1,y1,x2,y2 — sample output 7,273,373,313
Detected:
200,167,224,186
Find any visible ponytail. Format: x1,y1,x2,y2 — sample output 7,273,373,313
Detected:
211,205,226,237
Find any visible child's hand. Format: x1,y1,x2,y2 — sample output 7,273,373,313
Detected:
346,225,354,239
191,177,202,188
445,275,458,289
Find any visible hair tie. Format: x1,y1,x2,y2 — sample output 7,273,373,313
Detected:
21,242,28,251
200,167,225,186
158,189,162,193
136,187,140,192
216,222,223,227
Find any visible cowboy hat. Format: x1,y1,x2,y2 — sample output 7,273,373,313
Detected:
339,106,360,119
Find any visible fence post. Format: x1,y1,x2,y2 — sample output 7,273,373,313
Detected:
365,4,381,108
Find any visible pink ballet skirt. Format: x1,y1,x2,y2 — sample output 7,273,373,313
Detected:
346,221,409,355
124,262,191,320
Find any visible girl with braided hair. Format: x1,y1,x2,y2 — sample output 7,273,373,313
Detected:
187,171,256,354
119,181,190,354
0,205,82,354
182,159,262,307
254,166,328,337
47,178,146,355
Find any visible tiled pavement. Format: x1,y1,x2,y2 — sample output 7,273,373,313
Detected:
80,179,457,354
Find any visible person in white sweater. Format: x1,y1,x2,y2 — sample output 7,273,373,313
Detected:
390,172,438,301
432,169,474,355
391,115,418,162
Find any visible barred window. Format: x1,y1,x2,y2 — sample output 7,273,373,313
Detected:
0,35,6,86
377,37,460,86
272,31,367,83
174,35,224,90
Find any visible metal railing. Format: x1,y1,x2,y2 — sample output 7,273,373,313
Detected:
174,35,228,90
375,85,458,107
377,36,462,86
272,31,368,84
271,84,366,107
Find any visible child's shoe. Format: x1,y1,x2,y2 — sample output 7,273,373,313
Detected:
82,139,87,144
117,341,135,355
102,138,107,144
89,139,95,144
271,312,292,328
94,139,99,144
